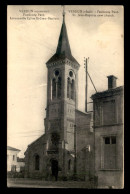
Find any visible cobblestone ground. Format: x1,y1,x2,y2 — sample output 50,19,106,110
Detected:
7,178,93,188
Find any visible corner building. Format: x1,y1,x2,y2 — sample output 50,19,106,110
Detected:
91,76,124,188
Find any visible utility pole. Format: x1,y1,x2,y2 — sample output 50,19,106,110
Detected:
84,57,89,112
74,124,77,179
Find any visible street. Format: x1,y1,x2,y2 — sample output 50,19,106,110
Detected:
7,178,92,188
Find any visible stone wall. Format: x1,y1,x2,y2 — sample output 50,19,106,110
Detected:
24,135,47,178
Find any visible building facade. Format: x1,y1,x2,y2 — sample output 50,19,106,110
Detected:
91,76,124,188
7,146,25,172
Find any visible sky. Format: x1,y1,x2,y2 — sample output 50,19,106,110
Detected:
7,5,124,157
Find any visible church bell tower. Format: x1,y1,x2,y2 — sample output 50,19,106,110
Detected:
45,9,80,175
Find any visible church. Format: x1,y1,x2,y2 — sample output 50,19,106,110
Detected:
24,10,123,188
24,11,94,182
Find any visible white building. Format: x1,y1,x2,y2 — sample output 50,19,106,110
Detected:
7,146,25,172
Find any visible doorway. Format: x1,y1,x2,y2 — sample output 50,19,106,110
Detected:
50,159,58,178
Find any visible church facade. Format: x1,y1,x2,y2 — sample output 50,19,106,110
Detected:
24,13,123,188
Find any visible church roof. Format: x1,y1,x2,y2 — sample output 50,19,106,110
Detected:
56,16,71,57
28,134,46,147
46,15,79,65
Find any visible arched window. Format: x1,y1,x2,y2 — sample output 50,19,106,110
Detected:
57,77,61,98
52,70,61,99
52,78,56,99
67,78,70,98
67,71,75,100
35,155,40,170
68,159,71,170
71,79,75,100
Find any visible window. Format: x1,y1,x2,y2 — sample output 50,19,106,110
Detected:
105,137,110,144
52,78,56,98
67,78,70,98
13,155,15,161
52,70,61,99
103,136,116,169
67,71,75,100
55,70,59,76
35,155,40,170
71,80,74,99
103,100,116,125
69,71,73,77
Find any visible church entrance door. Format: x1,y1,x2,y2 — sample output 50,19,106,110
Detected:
51,159,58,181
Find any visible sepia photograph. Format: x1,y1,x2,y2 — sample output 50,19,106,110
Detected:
7,5,124,188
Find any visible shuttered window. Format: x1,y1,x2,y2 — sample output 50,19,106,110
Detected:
104,136,116,169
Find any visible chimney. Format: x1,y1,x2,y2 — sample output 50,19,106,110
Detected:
107,75,117,89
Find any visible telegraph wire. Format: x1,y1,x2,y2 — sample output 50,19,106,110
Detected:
88,58,107,78
83,57,114,86
8,46,109,141
88,59,122,85
8,123,94,137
